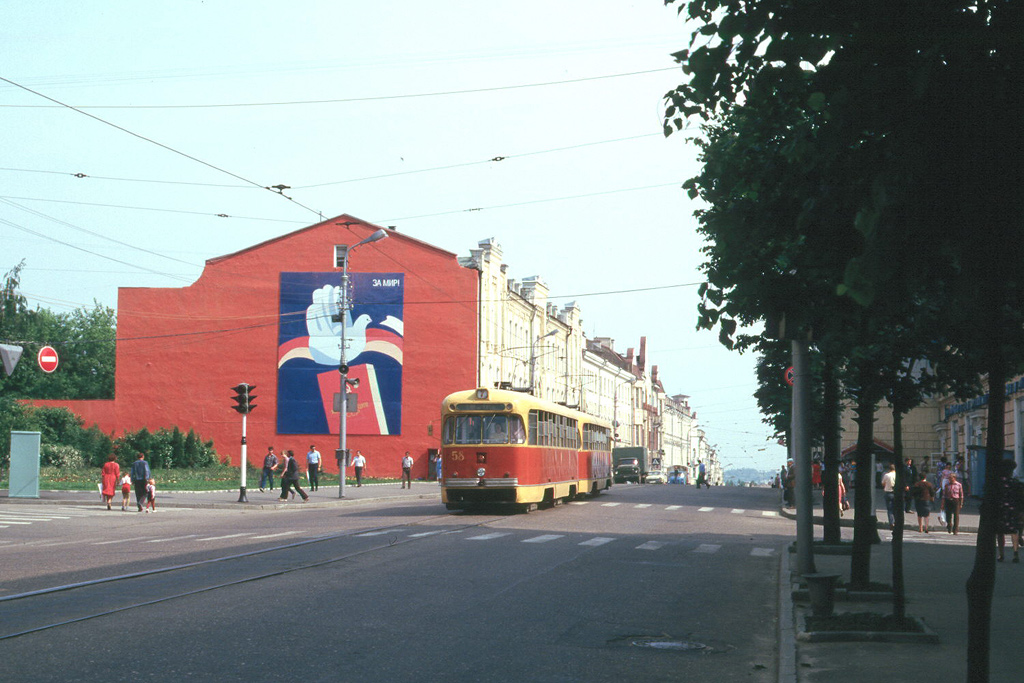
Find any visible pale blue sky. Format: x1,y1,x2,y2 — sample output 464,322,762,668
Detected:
1,1,786,473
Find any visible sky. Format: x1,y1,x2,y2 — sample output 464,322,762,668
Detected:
1,1,786,474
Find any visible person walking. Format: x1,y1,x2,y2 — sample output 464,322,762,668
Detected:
696,461,709,489
100,453,120,511
401,451,413,489
259,446,279,493
944,472,965,534
352,450,367,487
436,452,443,484
130,452,151,512
306,444,321,491
911,471,935,533
882,463,897,529
120,471,132,511
144,478,157,512
278,450,309,502
903,457,918,514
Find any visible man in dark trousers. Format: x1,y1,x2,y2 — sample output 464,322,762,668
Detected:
130,452,151,512
904,457,919,514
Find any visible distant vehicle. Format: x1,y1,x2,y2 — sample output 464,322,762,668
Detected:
646,470,667,484
612,446,654,484
668,470,686,484
440,388,612,512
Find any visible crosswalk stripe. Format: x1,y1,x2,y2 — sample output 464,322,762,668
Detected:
570,501,589,505
356,530,394,537
634,504,652,509
408,530,446,537
665,505,682,510
731,509,745,514
146,535,198,543
698,507,714,512
523,534,564,544
467,532,511,541
636,541,665,551
602,502,622,507
0,519,33,525
197,533,253,542
579,537,615,547
694,544,721,554
751,548,774,557
762,511,778,517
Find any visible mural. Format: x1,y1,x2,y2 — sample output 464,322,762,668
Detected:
277,272,404,435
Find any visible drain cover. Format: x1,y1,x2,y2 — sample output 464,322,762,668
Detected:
632,638,707,651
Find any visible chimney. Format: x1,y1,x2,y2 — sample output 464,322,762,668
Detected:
637,337,647,372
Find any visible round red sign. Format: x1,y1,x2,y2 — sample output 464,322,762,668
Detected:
784,366,795,386
38,345,59,373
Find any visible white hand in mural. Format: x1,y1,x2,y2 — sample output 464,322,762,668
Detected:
306,285,342,365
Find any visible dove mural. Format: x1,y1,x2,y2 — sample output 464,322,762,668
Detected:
276,272,404,435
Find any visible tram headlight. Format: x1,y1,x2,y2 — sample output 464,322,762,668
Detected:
477,468,486,477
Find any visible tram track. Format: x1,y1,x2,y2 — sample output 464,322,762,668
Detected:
0,513,504,642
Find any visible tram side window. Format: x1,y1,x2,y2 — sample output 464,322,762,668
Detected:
529,412,538,445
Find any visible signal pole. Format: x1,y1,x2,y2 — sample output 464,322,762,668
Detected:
231,383,257,503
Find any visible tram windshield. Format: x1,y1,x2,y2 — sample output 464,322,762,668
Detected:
443,414,526,445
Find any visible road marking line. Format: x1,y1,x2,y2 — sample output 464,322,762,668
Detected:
636,541,665,551
146,535,199,543
93,537,157,545
762,511,778,517
698,507,714,512
579,537,615,546
665,505,682,510
355,530,397,537
0,514,71,520
251,531,298,539
408,530,446,537
731,509,745,514
197,533,253,542
569,501,589,505
634,504,652,509
0,520,32,525
467,532,511,541
693,544,721,554
751,548,775,557
602,502,622,507
523,534,564,543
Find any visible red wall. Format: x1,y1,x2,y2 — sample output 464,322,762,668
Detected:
47,217,478,479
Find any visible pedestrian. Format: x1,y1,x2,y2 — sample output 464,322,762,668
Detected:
306,444,321,491
352,450,366,487
130,452,150,512
882,463,897,529
996,459,1024,563
259,446,279,493
401,451,413,488
783,460,796,508
436,452,443,484
145,477,157,512
944,472,965,534
100,453,120,511
278,450,309,502
696,461,709,489
911,471,935,533
120,471,132,511
904,457,918,514
811,458,822,490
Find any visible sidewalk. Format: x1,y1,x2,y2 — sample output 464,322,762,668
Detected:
780,496,1024,683
0,480,442,510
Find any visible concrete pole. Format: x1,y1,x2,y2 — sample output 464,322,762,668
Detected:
338,261,350,499
792,339,816,575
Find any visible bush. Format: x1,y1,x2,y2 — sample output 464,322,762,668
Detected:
113,426,219,469
41,443,85,469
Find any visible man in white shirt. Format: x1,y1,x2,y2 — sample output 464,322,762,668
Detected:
881,463,897,529
306,445,322,491
352,451,367,487
401,451,414,489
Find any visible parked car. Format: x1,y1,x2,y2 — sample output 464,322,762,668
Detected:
646,470,667,484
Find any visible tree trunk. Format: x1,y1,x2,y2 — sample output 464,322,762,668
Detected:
965,359,1006,683
850,389,878,589
891,404,906,622
822,360,842,544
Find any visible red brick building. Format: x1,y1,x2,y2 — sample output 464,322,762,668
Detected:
41,216,478,479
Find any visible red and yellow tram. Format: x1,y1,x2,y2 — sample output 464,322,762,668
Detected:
440,388,613,512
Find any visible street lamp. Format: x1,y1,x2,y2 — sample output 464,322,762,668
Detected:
337,227,388,499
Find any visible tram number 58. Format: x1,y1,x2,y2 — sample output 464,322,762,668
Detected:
450,451,465,461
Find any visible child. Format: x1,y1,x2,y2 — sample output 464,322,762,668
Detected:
120,472,132,511
145,477,156,512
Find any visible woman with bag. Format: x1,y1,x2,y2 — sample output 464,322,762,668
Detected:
278,450,309,503
99,453,120,511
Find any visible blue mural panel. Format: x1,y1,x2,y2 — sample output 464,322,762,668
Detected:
277,273,404,435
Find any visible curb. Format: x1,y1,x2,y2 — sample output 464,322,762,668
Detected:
778,543,797,683
795,615,939,644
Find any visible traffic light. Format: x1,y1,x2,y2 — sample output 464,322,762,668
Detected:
231,383,257,414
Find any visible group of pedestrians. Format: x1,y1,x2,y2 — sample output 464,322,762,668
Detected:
99,452,156,512
259,445,319,502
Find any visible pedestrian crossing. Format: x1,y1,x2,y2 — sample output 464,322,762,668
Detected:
0,507,107,530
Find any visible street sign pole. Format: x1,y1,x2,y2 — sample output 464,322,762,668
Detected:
238,410,249,503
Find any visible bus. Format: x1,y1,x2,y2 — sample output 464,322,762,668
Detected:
440,387,613,512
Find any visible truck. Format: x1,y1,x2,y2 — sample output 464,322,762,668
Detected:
612,446,654,484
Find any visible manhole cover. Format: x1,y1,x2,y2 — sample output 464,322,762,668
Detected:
632,638,707,651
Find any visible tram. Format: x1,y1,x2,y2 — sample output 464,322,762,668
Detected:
440,387,613,512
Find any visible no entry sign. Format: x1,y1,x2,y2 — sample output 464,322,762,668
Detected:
784,366,795,386
38,345,59,373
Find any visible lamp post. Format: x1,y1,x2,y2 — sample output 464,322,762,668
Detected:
529,328,559,396
337,227,388,499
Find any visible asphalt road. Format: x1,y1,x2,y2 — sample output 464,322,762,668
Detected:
0,485,790,682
